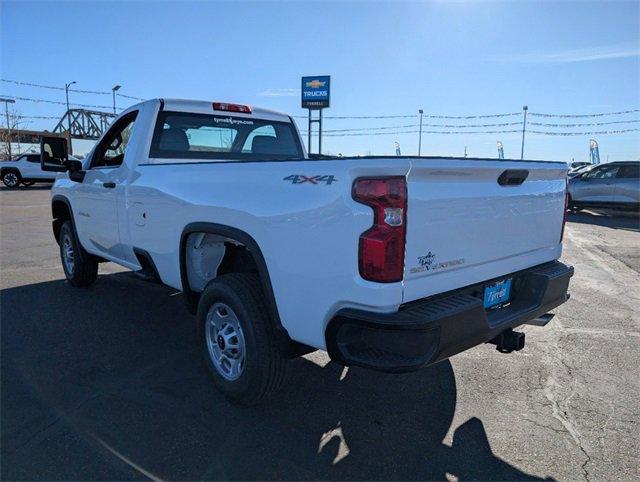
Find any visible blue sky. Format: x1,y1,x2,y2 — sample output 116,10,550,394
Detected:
2,0,639,161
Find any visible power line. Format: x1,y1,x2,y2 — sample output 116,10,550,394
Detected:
317,129,524,137
529,109,639,118
0,113,59,119
529,128,640,136
0,95,116,110
304,128,640,137
529,119,640,127
1,79,145,101
116,93,145,100
295,112,522,120
301,121,526,133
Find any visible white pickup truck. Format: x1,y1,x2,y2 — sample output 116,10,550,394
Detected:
41,99,573,403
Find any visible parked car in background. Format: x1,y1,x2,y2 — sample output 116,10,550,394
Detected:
1,153,80,188
569,161,592,170
568,161,640,211
568,164,595,179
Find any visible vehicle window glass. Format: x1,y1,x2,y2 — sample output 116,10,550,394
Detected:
587,166,619,179
149,112,303,162
242,125,276,152
616,165,639,179
92,111,138,168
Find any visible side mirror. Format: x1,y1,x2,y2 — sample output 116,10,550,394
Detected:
67,160,86,183
40,137,68,172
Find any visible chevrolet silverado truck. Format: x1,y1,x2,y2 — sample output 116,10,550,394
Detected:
41,99,573,404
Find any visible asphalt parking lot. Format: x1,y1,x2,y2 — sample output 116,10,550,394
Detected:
1,186,638,481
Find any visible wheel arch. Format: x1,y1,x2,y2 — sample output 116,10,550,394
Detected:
180,223,276,316
51,195,75,244
180,222,312,358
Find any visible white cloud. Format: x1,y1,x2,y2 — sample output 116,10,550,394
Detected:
258,88,300,97
490,43,639,64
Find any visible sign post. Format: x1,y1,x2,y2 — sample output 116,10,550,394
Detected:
301,75,330,155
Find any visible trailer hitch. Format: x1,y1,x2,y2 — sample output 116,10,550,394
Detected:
488,328,525,353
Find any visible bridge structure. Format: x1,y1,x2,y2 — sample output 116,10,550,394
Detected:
1,109,116,155
51,109,116,140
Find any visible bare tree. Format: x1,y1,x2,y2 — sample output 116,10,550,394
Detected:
0,109,27,160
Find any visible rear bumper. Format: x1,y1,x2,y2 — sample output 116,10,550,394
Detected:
326,261,574,372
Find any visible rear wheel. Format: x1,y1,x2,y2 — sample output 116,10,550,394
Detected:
2,171,20,188
197,273,287,404
59,221,98,287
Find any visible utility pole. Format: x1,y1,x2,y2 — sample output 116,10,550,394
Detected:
112,85,121,115
0,97,16,159
318,109,323,155
418,109,424,156
307,108,312,155
65,81,76,154
520,105,528,160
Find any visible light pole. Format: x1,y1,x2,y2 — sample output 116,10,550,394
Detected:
112,85,121,115
418,109,424,156
520,105,528,160
0,97,16,159
65,81,76,155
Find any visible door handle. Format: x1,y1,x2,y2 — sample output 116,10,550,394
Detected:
102,182,116,188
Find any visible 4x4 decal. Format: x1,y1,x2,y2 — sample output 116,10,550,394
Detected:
283,175,337,185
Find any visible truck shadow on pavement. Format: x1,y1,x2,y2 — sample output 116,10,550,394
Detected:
1,273,551,481
567,210,640,232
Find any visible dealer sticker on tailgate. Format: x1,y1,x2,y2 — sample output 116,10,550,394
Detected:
483,279,512,309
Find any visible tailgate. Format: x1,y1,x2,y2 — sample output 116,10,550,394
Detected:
403,158,566,303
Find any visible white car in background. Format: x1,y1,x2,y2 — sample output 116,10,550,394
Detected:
1,153,79,188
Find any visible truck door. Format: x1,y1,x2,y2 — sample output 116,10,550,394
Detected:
74,111,138,261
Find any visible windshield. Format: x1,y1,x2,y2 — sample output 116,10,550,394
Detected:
148,111,303,162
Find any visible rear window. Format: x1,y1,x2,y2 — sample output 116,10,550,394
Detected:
148,112,303,162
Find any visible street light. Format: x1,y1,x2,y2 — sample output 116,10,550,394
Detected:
0,97,16,159
64,81,76,131
418,109,424,156
112,85,121,115
65,81,76,155
520,105,528,160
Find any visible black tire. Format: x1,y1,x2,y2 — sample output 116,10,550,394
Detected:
2,170,21,188
567,195,582,213
59,221,98,287
197,273,287,404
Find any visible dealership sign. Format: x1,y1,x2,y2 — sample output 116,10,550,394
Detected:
301,76,330,109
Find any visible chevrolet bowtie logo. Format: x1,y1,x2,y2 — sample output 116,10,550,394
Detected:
305,80,326,88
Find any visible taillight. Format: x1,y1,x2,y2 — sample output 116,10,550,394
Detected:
212,102,252,114
353,177,407,282
560,178,568,242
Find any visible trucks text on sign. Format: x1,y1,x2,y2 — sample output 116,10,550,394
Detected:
301,76,330,109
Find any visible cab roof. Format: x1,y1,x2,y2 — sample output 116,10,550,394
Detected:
152,98,293,123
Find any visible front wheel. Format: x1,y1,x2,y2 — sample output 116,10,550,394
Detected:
567,195,582,213
2,171,20,188
197,273,287,404
59,221,98,287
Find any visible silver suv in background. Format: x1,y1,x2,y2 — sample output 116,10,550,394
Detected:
568,161,640,212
